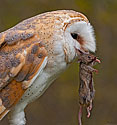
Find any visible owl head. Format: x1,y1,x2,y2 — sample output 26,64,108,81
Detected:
60,10,96,62
62,10,96,51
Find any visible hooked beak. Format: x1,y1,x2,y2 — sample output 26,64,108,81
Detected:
75,48,89,56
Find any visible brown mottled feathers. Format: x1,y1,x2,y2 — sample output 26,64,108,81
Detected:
0,80,25,120
0,21,48,119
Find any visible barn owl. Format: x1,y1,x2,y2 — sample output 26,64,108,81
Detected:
0,10,96,125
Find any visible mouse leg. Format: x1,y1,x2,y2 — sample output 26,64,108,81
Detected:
87,106,91,118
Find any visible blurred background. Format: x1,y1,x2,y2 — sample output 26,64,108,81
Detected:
0,0,117,125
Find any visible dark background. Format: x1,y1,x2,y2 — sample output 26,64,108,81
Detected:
0,0,117,125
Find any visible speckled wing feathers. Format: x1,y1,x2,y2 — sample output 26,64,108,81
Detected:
0,27,48,120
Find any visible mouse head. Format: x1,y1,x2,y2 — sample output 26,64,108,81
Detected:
77,49,100,65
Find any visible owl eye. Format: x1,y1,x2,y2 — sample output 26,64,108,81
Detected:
71,33,78,40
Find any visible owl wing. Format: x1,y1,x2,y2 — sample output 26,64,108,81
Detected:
0,28,48,120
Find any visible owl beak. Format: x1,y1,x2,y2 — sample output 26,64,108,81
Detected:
75,48,89,56
80,47,89,54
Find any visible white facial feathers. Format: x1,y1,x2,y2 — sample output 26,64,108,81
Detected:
64,21,96,53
